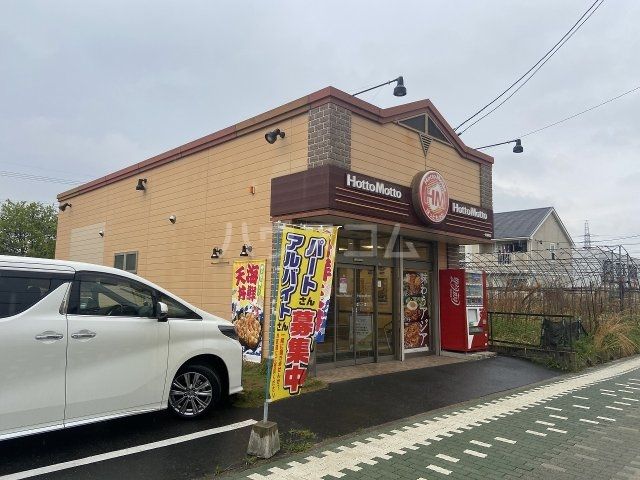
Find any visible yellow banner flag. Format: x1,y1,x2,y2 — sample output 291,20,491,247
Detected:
269,225,337,402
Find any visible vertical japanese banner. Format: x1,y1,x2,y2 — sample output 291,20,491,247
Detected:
231,259,266,363
269,225,337,402
314,227,339,343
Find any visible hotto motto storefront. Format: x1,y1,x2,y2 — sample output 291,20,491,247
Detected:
55,87,494,369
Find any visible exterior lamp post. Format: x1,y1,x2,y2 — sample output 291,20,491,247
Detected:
476,138,524,153
353,76,407,97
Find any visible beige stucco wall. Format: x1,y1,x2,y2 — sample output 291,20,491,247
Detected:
350,116,481,205
56,113,308,319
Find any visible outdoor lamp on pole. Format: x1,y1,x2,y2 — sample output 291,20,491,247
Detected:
476,138,524,154
353,76,407,97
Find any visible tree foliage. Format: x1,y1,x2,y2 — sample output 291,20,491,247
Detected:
0,200,58,258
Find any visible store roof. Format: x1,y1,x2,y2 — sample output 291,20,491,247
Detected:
493,207,574,245
58,86,493,201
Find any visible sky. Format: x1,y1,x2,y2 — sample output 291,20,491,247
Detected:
1,1,639,253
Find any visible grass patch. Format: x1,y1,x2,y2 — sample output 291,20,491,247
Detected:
281,428,317,453
233,361,327,408
576,311,640,368
490,314,541,346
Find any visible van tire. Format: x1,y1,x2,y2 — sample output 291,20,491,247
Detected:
168,364,221,419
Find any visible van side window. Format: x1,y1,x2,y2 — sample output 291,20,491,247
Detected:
158,293,202,320
69,273,155,318
0,271,67,318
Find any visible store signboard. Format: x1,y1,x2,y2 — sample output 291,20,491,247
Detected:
403,271,430,351
271,165,493,240
411,170,449,224
269,225,338,402
231,260,266,363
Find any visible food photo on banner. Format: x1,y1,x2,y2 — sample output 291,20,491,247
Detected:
269,225,338,402
403,271,430,351
231,259,266,362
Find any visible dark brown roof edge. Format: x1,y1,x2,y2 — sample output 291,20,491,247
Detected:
58,86,493,201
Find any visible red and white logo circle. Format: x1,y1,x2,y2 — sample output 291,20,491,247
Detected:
411,170,449,224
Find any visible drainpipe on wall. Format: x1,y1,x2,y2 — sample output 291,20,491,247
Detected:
432,243,442,356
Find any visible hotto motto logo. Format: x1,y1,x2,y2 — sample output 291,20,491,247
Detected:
411,170,449,224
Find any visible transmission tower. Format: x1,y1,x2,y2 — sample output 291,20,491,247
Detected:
584,220,591,248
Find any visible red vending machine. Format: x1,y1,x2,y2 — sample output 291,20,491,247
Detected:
439,269,488,352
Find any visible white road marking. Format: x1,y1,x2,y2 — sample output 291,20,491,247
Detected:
597,416,616,422
618,390,634,394
601,389,616,392
0,419,257,480
535,420,555,426
426,464,452,475
436,454,459,463
526,430,547,437
626,386,640,390
547,427,567,434
579,419,599,424
622,397,639,402
495,437,517,444
601,392,617,397
614,401,632,406
549,414,568,420
470,440,492,448
629,378,640,381
545,407,562,411
573,404,590,409
606,406,624,411
464,449,487,458
572,395,589,400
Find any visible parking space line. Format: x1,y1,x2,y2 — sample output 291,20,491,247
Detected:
0,419,257,480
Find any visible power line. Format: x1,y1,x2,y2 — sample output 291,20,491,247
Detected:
475,84,640,149
519,85,640,138
0,170,82,186
458,0,604,135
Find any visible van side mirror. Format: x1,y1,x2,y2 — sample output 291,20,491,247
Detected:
157,301,169,322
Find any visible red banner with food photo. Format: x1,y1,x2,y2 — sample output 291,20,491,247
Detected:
403,271,430,351
231,259,266,362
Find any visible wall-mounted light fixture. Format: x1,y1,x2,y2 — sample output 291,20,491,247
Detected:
169,215,176,224
136,178,147,191
249,185,256,195
98,230,104,237
265,128,285,144
59,202,72,211
476,138,524,154
211,247,223,259
352,76,407,97
240,244,253,257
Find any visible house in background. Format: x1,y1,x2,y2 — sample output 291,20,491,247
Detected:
463,207,575,265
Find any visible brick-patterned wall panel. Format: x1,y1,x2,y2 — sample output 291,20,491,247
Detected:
480,163,493,209
308,103,351,169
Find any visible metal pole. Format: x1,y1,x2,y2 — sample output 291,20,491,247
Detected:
263,221,283,423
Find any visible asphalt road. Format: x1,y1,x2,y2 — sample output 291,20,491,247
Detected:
0,356,559,480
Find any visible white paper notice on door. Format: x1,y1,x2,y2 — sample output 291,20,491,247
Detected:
339,276,348,294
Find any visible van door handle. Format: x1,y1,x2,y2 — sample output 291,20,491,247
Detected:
35,331,64,341
71,330,97,340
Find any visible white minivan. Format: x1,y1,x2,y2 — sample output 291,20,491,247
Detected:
0,255,243,441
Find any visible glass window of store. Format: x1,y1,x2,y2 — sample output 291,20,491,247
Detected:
316,227,397,366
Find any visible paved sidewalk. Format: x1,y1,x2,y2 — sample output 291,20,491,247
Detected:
228,356,640,480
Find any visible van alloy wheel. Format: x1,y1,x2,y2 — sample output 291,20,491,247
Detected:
169,371,214,417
